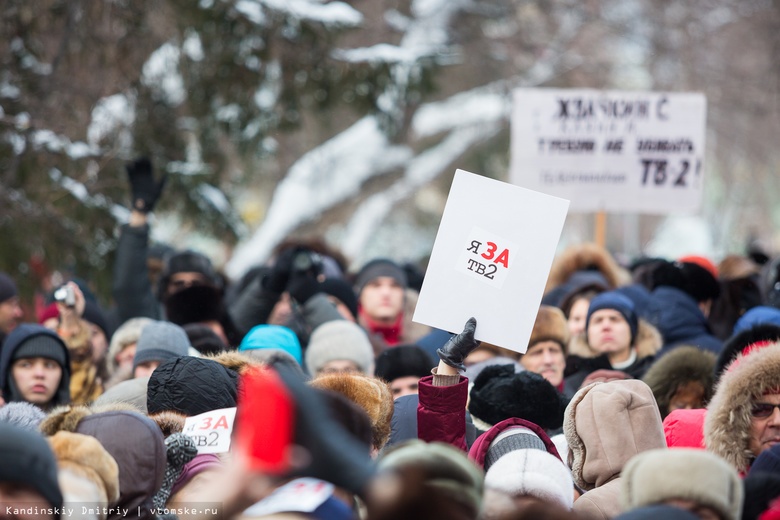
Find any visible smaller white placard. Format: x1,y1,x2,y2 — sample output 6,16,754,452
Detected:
413,169,569,353
243,478,334,516
182,407,237,454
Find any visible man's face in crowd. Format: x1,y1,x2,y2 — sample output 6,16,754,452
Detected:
587,309,632,362
389,376,420,398
360,277,404,324
11,357,61,405
166,272,210,297
0,297,23,334
749,393,780,458
520,340,566,387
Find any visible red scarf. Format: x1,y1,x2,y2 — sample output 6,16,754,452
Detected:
359,309,404,346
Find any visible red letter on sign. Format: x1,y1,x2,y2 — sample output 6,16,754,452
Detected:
214,415,230,429
482,242,498,260
494,249,509,268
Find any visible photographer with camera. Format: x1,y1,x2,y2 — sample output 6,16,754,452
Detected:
228,240,354,351
48,281,104,404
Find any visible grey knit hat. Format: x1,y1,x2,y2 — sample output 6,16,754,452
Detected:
133,321,190,370
305,320,374,376
484,426,547,471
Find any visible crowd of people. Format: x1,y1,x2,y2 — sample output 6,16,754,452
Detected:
4,159,780,520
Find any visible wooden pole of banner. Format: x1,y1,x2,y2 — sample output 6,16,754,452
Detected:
594,210,607,248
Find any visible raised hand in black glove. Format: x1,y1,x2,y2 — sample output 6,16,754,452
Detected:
126,157,167,213
437,317,481,372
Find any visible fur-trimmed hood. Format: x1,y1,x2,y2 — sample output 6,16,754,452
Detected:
545,243,631,295
704,344,780,472
40,403,166,520
49,431,121,506
563,379,666,491
642,346,716,417
568,318,662,360
206,350,264,375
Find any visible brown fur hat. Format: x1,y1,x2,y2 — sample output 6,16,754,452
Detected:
568,318,662,360
545,243,631,294
705,343,780,472
309,373,394,451
49,431,120,504
528,306,570,353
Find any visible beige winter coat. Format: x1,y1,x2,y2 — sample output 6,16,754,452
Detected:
563,379,667,520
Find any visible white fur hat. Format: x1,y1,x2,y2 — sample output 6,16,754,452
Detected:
483,449,574,510
620,448,743,520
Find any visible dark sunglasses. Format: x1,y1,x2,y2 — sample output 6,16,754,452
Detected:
751,403,780,418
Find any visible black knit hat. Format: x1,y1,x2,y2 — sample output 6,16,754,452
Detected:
353,258,407,296
374,345,434,383
715,324,780,380
318,278,359,320
13,335,68,368
82,299,111,340
651,260,720,302
183,323,227,355
0,272,17,303
0,421,63,508
157,250,221,299
468,365,567,431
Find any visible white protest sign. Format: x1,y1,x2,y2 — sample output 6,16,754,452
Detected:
242,478,333,516
510,88,707,214
182,407,236,454
413,169,569,353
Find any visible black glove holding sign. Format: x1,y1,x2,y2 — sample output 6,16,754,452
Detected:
437,317,481,371
126,157,167,213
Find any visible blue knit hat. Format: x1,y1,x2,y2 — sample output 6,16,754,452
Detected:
586,291,639,344
238,324,302,365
